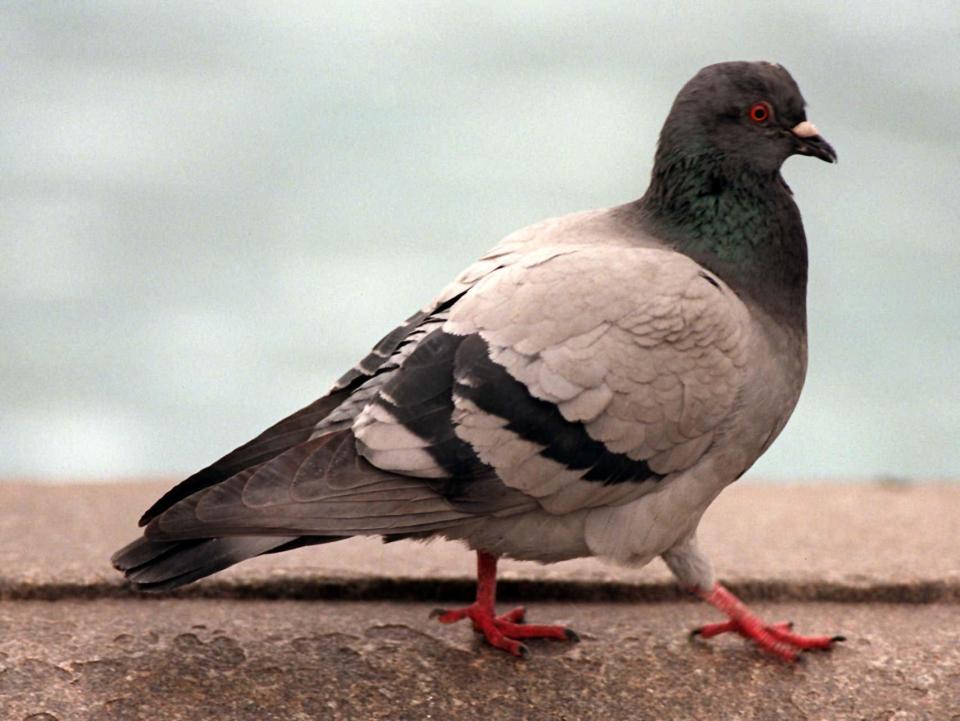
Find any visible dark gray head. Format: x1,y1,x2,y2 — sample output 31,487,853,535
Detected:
655,61,836,174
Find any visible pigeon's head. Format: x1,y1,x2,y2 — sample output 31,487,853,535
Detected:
657,61,836,174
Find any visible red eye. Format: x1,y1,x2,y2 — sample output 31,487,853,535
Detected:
748,101,772,124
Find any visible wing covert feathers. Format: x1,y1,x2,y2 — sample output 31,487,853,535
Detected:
445,245,749,476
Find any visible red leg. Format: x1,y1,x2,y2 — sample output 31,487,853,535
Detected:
430,551,579,657
692,584,844,662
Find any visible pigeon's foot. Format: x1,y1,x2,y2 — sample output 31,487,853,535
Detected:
430,550,579,657
431,603,578,657
693,584,845,662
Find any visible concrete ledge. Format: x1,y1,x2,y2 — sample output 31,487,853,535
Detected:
2,480,959,720
3,481,958,598
2,599,958,721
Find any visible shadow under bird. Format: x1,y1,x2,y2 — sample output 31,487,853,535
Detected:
114,60,843,661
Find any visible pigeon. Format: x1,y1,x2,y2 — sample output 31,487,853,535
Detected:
113,61,842,661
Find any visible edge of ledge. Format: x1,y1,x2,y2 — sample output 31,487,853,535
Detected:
3,575,957,604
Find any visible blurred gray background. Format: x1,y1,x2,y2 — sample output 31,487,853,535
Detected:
2,2,958,483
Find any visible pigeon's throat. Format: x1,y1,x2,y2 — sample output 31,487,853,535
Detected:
639,154,809,311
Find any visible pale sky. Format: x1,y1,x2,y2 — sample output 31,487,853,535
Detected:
2,2,958,481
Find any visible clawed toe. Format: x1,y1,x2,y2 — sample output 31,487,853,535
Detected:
690,617,843,660
693,584,845,662
499,606,526,624
430,602,578,656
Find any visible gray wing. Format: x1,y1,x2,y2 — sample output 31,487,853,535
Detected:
357,243,751,517
136,247,537,539
140,235,748,544
143,330,539,542
144,431,480,540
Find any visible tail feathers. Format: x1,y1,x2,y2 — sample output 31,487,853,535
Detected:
111,534,338,592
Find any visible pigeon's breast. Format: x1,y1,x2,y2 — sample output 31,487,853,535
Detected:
577,308,807,568
724,304,808,470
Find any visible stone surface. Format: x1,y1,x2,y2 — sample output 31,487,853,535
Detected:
1,599,958,721
2,481,958,595
2,482,958,719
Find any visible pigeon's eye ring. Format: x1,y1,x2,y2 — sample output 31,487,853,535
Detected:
748,101,773,124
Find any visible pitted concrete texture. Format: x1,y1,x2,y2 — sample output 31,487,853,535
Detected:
2,481,958,594
1,599,958,721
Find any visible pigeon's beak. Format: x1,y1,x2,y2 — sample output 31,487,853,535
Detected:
790,120,837,163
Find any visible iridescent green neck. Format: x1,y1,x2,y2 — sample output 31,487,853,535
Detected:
637,150,808,323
